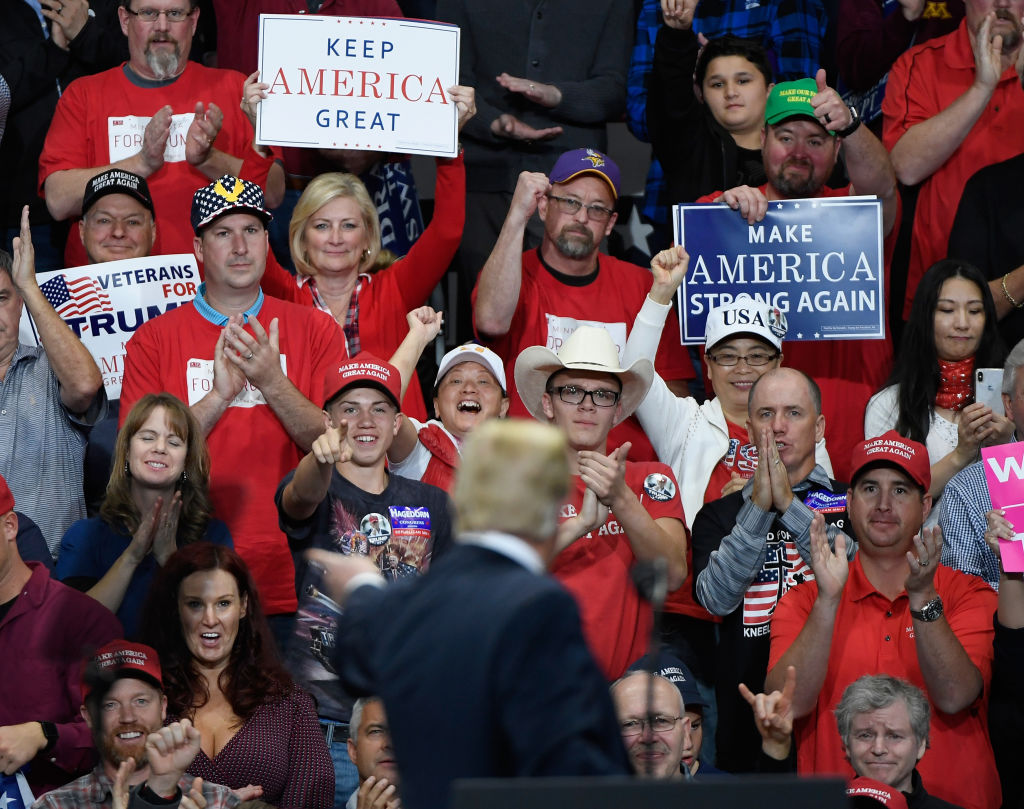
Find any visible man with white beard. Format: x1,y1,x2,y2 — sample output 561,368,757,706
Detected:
38,0,284,268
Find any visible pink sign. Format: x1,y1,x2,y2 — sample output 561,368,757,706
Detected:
982,444,1024,573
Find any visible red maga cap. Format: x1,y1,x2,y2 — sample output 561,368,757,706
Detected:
323,353,402,410
849,430,931,491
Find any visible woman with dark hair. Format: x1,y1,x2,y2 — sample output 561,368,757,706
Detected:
865,259,1013,520
140,543,332,809
57,393,231,637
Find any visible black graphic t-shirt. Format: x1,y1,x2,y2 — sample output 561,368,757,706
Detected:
276,469,453,721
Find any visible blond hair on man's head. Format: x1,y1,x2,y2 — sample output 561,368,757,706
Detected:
454,420,569,542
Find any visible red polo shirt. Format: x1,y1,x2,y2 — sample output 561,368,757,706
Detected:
769,555,999,809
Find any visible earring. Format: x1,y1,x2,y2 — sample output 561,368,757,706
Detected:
181,471,188,482
124,461,130,476
362,248,371,260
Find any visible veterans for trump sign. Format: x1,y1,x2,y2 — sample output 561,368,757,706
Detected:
19,255,199,399
673,197,885,344
256,15,459,157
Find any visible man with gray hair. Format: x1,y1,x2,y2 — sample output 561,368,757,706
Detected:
939,339,1024,588
345,697,399,809
836,675,962,809
0,208,106,556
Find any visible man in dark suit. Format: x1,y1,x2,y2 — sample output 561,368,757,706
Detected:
310,419,631,809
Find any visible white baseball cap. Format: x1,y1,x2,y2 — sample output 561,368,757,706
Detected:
704,296,787,351
435,343,507,392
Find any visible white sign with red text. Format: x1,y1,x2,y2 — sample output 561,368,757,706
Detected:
255,15,459,156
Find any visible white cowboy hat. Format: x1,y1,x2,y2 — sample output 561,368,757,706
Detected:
513,326,654,427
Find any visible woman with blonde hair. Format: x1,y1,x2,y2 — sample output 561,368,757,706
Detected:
258,86,476,421
57,392,231,637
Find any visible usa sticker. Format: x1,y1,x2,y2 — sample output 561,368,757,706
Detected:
644,472,677,502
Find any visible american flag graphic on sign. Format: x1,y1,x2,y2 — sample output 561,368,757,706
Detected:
743,539,812,626
39,274,113,317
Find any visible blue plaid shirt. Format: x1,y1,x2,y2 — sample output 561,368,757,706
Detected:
626,0,827,230
626,0,668,228
939,460,1001,590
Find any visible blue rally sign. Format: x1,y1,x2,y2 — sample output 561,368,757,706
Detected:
674,197,885,344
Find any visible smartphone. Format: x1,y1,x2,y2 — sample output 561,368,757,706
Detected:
975,368,1005,413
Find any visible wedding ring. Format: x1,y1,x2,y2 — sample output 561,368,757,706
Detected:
246,352,255,360
919,558,929,567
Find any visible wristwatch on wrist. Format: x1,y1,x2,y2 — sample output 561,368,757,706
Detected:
909,596,944,622
834,105,861,138
39,721,58,754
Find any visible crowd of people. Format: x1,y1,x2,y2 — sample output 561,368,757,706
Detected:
3,0,1024,807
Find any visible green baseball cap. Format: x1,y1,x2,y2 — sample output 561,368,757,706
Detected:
764,78,823,127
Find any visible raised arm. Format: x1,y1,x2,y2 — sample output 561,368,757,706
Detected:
473,171,549,337
622,246,698,471
886,15,1007,186
388,307,443,464
281,421,350,522
11,206,102,413
809,70,898,236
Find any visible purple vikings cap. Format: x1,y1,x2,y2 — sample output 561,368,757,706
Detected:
548,148,621,200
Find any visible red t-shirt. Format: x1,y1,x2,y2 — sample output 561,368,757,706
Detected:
473,249,695,462
705,419,757,505
39,62,277,268
769,556,1000,809
553,461,685,680
119,296,347,614
883,20,1024,318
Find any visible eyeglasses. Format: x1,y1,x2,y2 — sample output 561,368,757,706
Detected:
620,715,685,737
546,194,615,222
124,6,194,22
706,350,779,367
547,385,620,408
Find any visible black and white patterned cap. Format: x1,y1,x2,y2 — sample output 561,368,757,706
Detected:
191,175,273,234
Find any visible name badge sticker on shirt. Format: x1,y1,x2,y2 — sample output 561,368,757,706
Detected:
107,112,196,163
544,314,628,359
803,489,848,513
184,355,287,407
